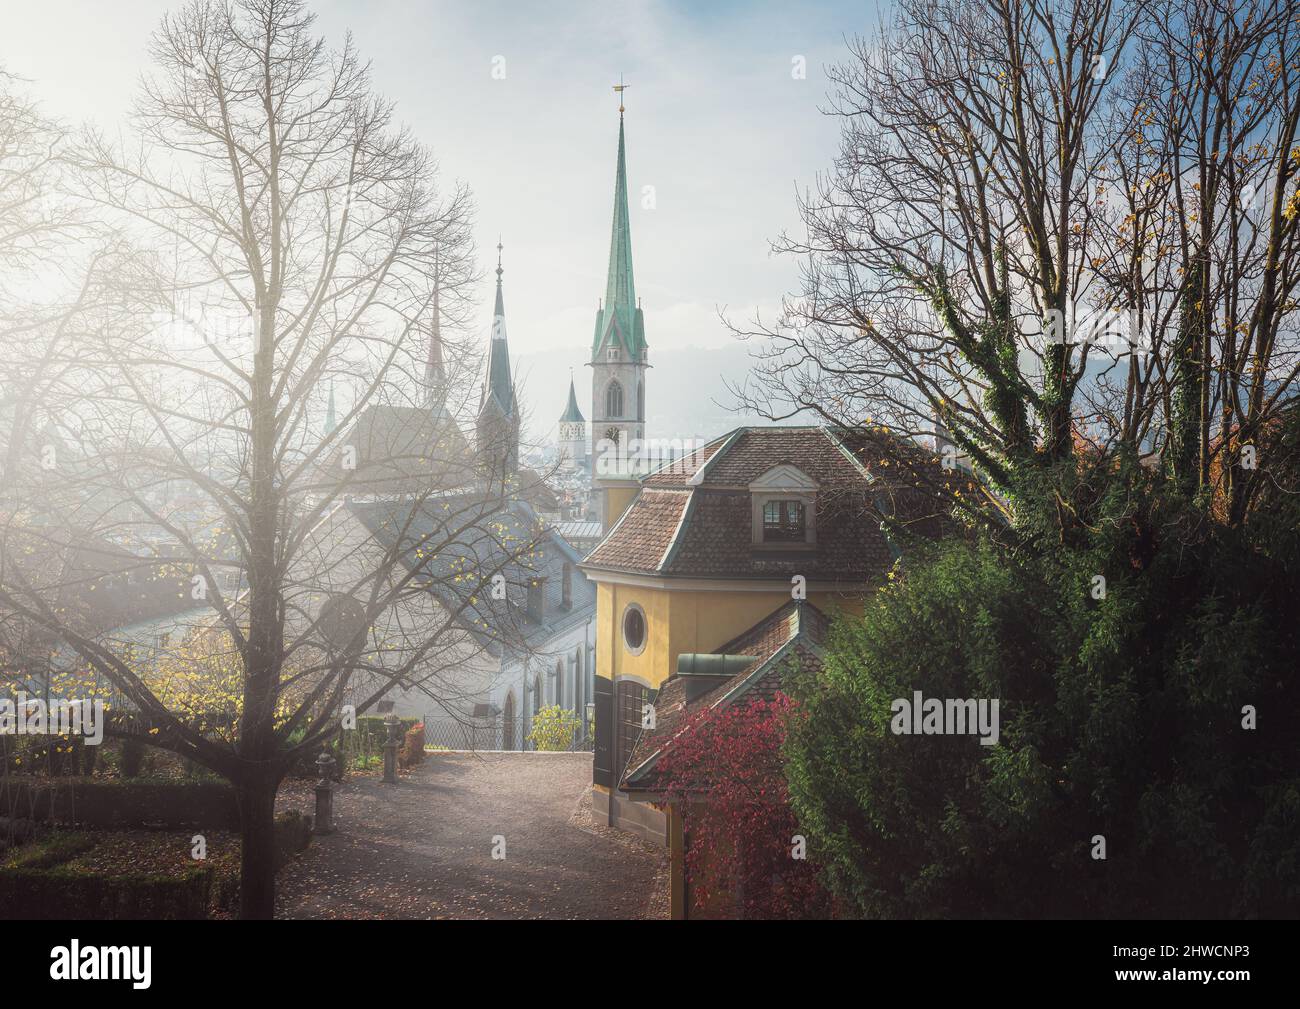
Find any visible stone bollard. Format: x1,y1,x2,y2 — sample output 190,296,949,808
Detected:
314,752,336,835
382,714,400,784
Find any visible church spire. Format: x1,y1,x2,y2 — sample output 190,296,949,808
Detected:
592,84,646,361
477,238,519,482
560,370,585,423
482,238,514,416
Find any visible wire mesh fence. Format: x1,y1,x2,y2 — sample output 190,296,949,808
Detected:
422,715,593,753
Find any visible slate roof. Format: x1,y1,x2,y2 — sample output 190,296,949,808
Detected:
348,494,594,657
585,426,956,583
317,403,474,497
620,599,828,792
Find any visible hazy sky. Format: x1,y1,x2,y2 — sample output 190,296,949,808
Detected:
2,0,877,428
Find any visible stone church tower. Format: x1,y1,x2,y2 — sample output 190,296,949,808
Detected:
558,372,588,472
589,93,648,529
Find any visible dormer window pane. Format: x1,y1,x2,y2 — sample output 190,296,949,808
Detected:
762,500,806,542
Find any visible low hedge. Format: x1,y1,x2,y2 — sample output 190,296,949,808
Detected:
355,716,420,746
0,834,213,920
0,779,240,829
209,811,313,912
275,810,312,868
0,865,213,920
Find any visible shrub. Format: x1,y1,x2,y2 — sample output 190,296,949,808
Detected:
120,738,146,778
527,706,579,751
0,779,240,829
399,723,425,768
786,492,1300,919
0,834,213,920
657,695,831,919
274,810,312,868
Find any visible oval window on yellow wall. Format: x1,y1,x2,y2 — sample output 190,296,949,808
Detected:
622,602,647,656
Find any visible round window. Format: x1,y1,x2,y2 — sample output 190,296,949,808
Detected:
622,603,647,655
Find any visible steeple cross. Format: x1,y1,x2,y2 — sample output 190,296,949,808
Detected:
613,74,629,115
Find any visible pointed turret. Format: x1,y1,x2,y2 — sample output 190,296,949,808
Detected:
560,374,585,424
477,240,519,480
481,242,515,417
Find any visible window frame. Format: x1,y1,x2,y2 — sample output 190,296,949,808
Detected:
621,602,648,656
761,498,807,542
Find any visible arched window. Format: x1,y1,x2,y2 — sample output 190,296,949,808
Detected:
606,380,624,418
502,691,516,750
561,562,573,609
575,646,585,716
533,673,543,715
637,381,644,421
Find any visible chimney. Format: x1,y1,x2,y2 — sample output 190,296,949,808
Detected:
526,577,547,624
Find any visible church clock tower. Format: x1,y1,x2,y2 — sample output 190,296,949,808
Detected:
589,82,648,530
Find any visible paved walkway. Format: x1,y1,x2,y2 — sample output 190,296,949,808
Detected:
275,752,668,920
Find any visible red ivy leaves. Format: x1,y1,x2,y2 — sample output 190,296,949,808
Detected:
656,693,830,919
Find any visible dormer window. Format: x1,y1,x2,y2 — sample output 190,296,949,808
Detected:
762,500,806,542
749,464,817,549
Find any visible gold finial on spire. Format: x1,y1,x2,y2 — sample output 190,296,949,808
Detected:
613,74,629,116
496,237,503,281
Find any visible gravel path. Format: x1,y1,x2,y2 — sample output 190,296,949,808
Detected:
275,752,668,920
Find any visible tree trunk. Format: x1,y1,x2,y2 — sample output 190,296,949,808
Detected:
236,776,278,920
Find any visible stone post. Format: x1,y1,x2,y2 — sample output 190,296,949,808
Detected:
314,752,336,835
382,714,400,784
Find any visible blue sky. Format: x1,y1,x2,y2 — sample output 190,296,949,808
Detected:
2,0,881,434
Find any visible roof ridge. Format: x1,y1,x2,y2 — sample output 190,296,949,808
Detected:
684,427,744,486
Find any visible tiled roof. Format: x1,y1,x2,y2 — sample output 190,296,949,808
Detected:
584,426,955,583
640,432,733,488
315,404,474,497
620,599,827,791
348,494,595,656
584,489,690,571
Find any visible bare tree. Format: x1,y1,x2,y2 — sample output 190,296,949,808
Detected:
0,0,551,919
730,0,1300,530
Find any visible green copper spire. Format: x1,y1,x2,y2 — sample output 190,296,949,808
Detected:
592,94,646,360
560,371,585,423
482,239,515,417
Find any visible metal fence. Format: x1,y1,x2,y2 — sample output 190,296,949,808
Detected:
421,715,593,753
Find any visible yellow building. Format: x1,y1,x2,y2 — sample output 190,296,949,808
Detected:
579,423,956,915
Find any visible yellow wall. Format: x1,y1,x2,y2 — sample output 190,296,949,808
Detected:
602,484,639,530
595,581,863,688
